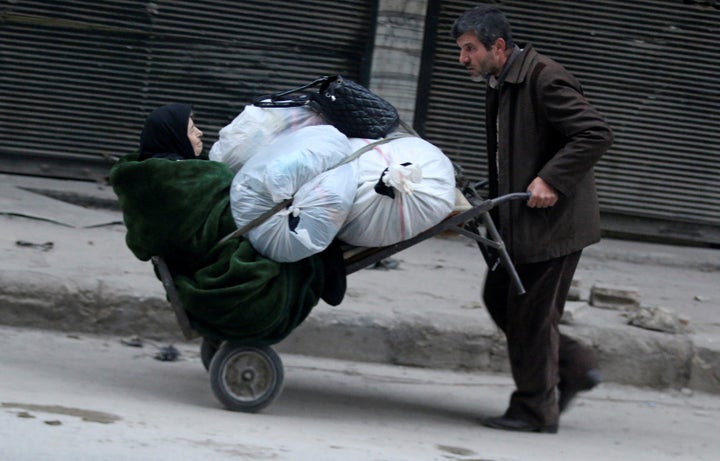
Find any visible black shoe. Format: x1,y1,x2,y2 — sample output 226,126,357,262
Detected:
558,368,603,413
482,415,558,434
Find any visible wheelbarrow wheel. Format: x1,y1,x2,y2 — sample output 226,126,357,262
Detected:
209,343,284,413
200,337,221,371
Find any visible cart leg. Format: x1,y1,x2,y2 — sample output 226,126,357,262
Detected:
200,337,221,371
481,212,526,295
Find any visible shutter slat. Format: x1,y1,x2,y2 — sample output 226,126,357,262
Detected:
0,0,375,180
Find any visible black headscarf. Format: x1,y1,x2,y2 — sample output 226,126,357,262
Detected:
138,103,196,161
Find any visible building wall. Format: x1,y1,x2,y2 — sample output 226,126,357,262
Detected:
369,0,428,125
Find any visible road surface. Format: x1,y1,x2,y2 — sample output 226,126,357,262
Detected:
1,325,718,461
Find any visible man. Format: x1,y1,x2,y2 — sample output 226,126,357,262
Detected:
452,6,614,433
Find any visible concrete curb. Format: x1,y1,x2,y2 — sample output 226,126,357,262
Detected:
1,274,718,395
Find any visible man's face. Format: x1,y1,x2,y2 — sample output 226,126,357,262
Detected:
456,32,502,82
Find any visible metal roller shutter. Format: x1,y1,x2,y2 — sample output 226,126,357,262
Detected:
0,0,376,181
418,0,720,245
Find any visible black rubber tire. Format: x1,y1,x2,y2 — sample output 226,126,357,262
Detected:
200,337,221,371
208,343,284,413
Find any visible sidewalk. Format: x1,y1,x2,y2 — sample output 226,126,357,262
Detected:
1,173,719,394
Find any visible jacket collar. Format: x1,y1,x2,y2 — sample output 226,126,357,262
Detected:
494,43,537,87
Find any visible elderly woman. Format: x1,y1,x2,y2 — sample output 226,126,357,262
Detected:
110,103,344,345
137,103,204,161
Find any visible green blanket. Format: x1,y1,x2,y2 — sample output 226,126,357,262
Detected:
109,155,325,345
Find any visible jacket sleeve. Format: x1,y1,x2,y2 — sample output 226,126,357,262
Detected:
535,62,614,196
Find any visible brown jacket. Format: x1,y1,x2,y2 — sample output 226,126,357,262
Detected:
485,44,614,264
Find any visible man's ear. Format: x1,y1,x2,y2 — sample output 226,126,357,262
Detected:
493,38,507,53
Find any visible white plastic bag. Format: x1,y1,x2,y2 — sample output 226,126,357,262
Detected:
229,124,357,262
209,105,325,172
338,136,456,247
242,163,357,262
231,124,352,203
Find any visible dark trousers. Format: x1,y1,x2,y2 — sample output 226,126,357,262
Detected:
482,250,597,426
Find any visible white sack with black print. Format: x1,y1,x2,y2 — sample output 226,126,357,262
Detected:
338,136,456,247
229,124,356,262
241,163,356,262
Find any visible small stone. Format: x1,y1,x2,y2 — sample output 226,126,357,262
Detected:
121,335,143,348
561,301,588,325
627,306,681,334
568,279,590,302
678,316,693,333
567,286,582,301
461,301,483,310
590,284,641,310
155,345,180,362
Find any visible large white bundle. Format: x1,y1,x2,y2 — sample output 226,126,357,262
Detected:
234,163,357,262
229,124,355,262
232,124,352,203
209,105,325,172
338,136,456,247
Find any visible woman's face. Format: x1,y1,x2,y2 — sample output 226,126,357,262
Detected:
187,117,203,156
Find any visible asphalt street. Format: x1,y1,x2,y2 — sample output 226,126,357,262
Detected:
1,325,718,461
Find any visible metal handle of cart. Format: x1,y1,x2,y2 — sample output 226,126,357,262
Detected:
344,191,532,295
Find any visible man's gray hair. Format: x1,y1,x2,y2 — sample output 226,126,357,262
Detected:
451,5,515,50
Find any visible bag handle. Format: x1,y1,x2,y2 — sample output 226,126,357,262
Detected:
253,76,331,108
